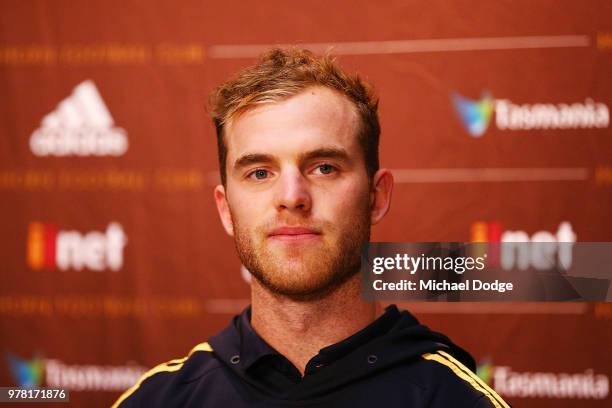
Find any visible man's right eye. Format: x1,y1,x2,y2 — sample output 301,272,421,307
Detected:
248,169,269,180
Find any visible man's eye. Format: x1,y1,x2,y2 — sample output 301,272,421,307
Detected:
249,169,269,180
316,164,335,175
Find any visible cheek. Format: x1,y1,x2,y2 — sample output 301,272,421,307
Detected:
227,189,268,230
316,179,370,219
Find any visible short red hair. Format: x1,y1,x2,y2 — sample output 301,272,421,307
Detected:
209,47,380,185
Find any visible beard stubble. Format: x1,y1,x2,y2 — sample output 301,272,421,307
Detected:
231,202,371,301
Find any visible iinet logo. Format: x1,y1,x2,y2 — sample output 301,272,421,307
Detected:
471,221,576,270
30,80,128,156
27,222,127,271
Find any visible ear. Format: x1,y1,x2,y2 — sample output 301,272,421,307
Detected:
369,169,393,225
214,184,234,236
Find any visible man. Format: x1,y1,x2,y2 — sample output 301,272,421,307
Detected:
113,48,509,408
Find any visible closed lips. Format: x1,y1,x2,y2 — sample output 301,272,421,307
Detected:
268,227,321,237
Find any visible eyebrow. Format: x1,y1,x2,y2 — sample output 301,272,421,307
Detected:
233,153,275,170
233,147,352,171
298,147,351,164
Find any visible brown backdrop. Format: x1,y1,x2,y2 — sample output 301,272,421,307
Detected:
1,1,611,406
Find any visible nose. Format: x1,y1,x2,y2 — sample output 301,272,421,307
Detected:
274,168,312,213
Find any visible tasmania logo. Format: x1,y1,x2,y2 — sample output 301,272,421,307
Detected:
476,357,609,400
6,352,44,388
451,91,494,137
5,351,147,391
27,222,127,271
452,90,609,137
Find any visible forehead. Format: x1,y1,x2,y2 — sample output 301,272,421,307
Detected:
225,86,361,161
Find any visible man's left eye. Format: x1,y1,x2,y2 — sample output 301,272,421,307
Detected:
316,164,335,175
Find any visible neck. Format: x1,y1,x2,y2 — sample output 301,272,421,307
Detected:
250,274,379,375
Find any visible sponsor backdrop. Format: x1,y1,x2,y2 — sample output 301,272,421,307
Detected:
1,1,611,407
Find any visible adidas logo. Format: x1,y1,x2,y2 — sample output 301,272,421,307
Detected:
29,80,128,156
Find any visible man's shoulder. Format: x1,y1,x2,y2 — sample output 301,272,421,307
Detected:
411,349,510,408
111,342,222,408
110,342,512,408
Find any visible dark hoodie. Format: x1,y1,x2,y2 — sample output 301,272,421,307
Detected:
113,305,509,407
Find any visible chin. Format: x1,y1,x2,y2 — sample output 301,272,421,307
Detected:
254,262,358,301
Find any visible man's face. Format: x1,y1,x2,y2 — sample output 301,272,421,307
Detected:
215,86,374,300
